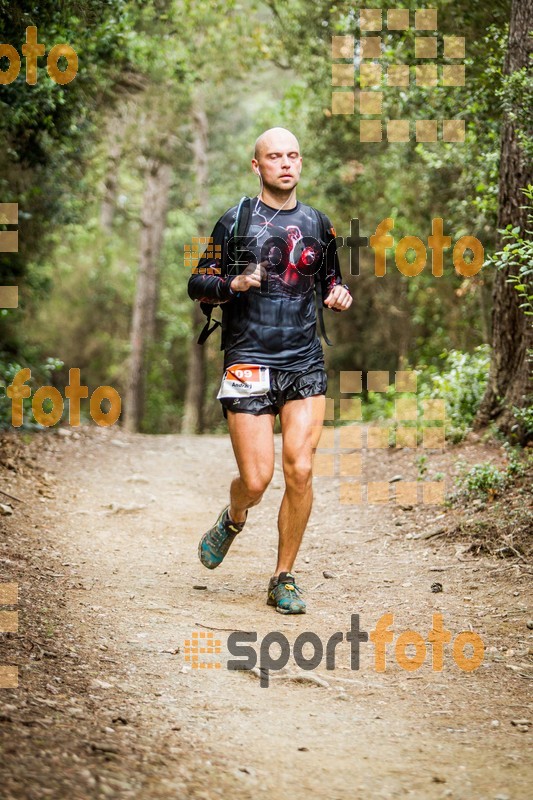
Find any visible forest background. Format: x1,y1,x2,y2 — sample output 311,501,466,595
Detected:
0,0,531,446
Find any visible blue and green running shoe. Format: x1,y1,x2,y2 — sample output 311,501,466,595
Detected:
198,505,247,570
267,571,306,614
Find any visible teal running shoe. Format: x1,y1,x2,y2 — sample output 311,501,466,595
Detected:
267,572,306,614
198,505,247,570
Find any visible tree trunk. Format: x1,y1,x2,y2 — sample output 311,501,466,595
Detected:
100,135,122,232
100,109,128,232
181,96,209,434
475,0,533,444
125,157,172,432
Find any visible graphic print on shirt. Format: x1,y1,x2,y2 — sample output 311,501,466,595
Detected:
244,205,326,299
188,198,345,370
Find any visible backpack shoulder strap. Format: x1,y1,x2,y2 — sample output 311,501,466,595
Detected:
316,209,329,241
234,196,252,239
197,303,221,345
197,197,251,346
229,196,252,267
312,208,333,347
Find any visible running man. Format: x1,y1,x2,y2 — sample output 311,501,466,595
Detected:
187,127,352,614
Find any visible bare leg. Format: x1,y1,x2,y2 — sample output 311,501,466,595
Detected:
275,395,325,575
226,410,276,523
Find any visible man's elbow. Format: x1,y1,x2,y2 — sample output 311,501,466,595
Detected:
188,274,200,301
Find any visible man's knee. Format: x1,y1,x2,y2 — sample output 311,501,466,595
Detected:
284,456,313,491
241,471,272,500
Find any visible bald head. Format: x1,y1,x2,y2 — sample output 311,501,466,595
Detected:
251,127,303,198
254,127,300,160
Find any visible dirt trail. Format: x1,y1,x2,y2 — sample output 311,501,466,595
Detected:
1,426,531,799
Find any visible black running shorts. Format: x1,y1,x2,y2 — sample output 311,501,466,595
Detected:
220,366,327,418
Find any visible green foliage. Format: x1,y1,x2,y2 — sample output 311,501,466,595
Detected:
362,346,490,443
416,453,428,480
417,346,491,442
2,0,273,434
484,186,533,317
362,384,396,423
511,402,533,438
0,0,136,367
455,460,507,498
499,67,533,161
0,0,523,434
257,0,507,374
142,347,183,434
454,444,531,501
503,441,529,478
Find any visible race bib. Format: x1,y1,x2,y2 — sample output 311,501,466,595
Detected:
216,364,270,399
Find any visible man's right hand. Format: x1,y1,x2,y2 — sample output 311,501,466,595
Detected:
230,261,268,293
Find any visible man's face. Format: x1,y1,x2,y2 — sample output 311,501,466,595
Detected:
252,134,303,192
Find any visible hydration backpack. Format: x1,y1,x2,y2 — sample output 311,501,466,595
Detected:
197,196,332,347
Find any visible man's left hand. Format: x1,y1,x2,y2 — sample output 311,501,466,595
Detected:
324,284,352,311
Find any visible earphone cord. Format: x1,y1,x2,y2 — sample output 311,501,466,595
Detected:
253,171,296,236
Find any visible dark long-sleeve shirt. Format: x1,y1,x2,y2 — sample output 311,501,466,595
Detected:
188,197,345,371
